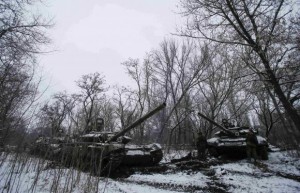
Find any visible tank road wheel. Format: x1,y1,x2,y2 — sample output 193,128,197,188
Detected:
258,146,268,160
208,147,219,157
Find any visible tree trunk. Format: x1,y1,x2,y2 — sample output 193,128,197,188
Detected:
259,52,300,131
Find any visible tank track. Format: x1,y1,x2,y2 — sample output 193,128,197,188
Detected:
30,144,125,177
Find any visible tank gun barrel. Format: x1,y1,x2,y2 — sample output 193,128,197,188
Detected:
197,112,235,136
108,103,166,142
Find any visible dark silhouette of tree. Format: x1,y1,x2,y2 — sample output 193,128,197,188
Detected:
0,0,51,146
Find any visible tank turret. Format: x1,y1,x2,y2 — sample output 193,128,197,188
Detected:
79,102,166,143
197,112,235,136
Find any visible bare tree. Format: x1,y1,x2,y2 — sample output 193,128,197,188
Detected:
252,86,280,139
37,92,76,137
180,0,300,130
76,72,107,133
225,66,256,127
54,92,78,134
193,44,243,136
0,0,51,53
122,58,151,141
97,98,116,132
149,39,208,145
0,0,51,146
112,86,138,132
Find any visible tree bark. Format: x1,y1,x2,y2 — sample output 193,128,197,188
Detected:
258,51,300,130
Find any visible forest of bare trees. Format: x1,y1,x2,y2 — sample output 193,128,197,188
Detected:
1,0,299,153
0,1,300,193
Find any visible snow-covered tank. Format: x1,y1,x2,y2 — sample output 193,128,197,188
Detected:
197,112,269,160
31,103,166,175
30,136,65,157
77,131,163,167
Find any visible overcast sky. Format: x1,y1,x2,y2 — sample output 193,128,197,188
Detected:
38,0,182,94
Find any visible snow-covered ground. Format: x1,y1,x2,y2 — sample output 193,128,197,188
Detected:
0,150,299,193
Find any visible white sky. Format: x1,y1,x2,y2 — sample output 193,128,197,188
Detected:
38,0,182,94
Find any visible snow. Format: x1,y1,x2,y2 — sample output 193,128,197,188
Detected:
266,151,300,176
210,155,300,193
1,149,300,193
207,137,219,144
219,138,245,142
256,136,267,144
213,162,300,193
127,172,209,188
208,135,267,146
50,144,60,148
80,131,115,138
126,143,162,150
108,181,179,193
150,143,162,149
124,143,162,155
0,153,174,193
126,150,150,156
218,171,299,193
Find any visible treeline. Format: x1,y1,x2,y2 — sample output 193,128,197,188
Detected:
0,0,51,148
1,0,299,150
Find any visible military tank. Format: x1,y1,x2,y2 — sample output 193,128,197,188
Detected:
30,136,65,157
197,112,269,160
31,103,166,176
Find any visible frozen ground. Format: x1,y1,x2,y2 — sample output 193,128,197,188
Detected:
0,149,299,193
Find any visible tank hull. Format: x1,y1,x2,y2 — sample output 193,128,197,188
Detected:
207,135,269,159
122,143,163,166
